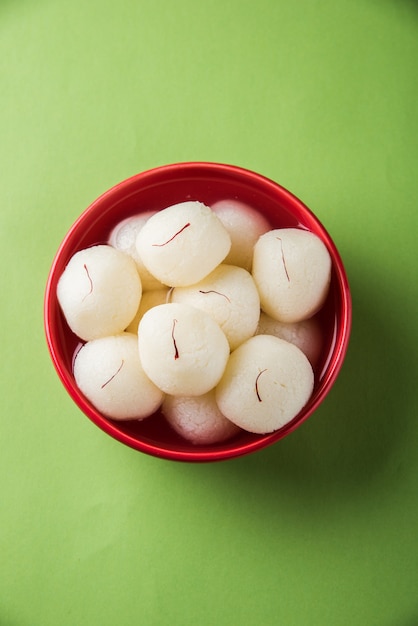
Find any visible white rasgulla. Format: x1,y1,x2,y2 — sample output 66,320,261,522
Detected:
135,201,231,287
252,228,331,323
108,212,163,291
211,199,271,270
125,288,170,333
138,302,230,396
216,334,314,434
57,245,142,341
73,333,163,420
256,312,323,367
171,264,260,350
162,389,241,445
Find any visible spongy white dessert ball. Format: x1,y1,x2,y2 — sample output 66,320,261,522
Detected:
252,228,331,323
216,334,314,434
211,199,271,270
171,264,260,350
125,288,170,333
162,389,241,445
57,245,142,341
73,333,163,420
108,212,163,291
138,302,230,396
135,201,231,287
256,312,323,367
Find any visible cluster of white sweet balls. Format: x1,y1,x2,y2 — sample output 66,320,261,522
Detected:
57,199,332,445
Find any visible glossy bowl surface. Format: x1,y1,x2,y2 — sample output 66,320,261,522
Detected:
44,162,351,462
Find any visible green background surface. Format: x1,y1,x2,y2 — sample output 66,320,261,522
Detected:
1,1,417,625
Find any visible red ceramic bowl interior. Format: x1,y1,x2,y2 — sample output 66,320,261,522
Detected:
44,162,351,462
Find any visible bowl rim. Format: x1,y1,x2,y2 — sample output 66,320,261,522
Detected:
44,161,352,462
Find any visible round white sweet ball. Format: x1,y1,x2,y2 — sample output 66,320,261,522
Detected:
135,201,231,287
57,245,142,341
108,212,156,258
108,212,163,291
162,389,241,445
211,199,271,270
216,334,314,434
125,288,170,334
138,302,230,396
171,264,260,350
252,228,331,323
256,312,323,367
73,333,163,420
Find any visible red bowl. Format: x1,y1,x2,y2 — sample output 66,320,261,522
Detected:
44,162,351,462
